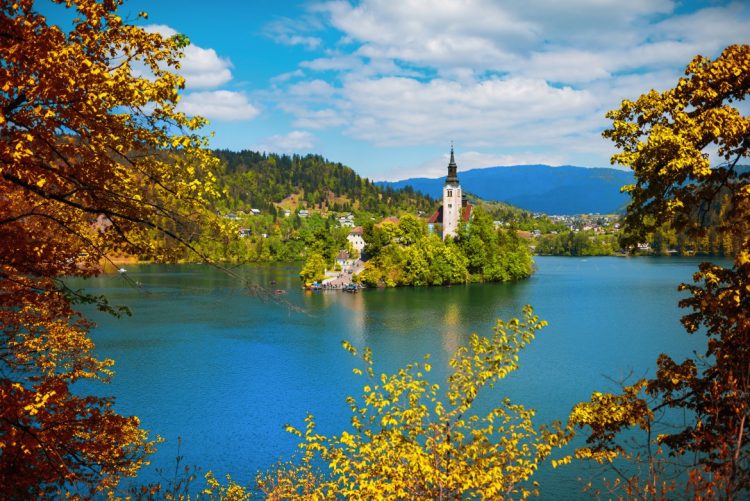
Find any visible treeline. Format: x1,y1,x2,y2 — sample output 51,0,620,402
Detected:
356,209,533,287
639,191,744,256
213,150,436,216
535,231,620,256
468,196,568,233
193,213,349,264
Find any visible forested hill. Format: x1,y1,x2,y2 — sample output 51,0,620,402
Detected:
213,150,436,215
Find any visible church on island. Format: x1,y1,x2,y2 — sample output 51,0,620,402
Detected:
428,146,473,239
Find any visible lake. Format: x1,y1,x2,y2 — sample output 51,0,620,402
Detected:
73,256,714,499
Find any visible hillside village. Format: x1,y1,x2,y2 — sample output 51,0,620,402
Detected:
200,143,738,272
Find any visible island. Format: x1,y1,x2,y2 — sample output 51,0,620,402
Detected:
300,147,533,288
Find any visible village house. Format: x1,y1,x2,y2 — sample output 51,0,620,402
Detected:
338,214,355,227
347,226,365,254
336,250,350,268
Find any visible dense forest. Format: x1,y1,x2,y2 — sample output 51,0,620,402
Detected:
213,150,436,216
354,209,534,287
535,230,620,256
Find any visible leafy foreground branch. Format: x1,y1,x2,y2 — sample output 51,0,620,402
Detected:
257,306,572,500
568,44,750,500
1,1,233,496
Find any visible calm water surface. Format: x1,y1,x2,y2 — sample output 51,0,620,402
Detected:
74,256,715,498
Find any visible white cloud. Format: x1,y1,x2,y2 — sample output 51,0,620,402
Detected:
271,69,305,83
301,55,364,72
315,0,680,75
288,79,337,98
138,24,261,123
178,91,259,121
264,0,750,173
143,24,233,89
258,131,315,152
291,108,345,129
321,0,534,68
179,45,233,89
654,3,750,49
319,0,747,84
338,76,597,146
264,17,323,50
142,23,178,38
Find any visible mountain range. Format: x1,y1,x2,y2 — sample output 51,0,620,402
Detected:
378,165,635,215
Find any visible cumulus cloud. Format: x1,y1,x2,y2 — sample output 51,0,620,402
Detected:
265,0,750,171
339,76,597,146
291,108,345,129
288,79,337,98
140,24,259,123
179,45,233,89
143,24,233,89
178,91,259,121
258,131,315,152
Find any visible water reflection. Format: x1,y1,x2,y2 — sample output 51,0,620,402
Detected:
441,301,461,359
65,257,718,500
345,290,366,345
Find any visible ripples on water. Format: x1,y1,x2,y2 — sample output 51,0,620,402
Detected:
71,256,716,499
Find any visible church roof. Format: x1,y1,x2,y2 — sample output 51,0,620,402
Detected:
427,204,473,225
427,206,443,224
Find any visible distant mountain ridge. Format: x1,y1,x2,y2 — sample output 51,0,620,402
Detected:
378,165,635,215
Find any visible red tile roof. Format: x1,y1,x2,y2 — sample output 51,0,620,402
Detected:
427,204,472,224
427,207,442,224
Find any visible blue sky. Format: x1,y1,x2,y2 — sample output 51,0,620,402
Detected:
43,0,750,180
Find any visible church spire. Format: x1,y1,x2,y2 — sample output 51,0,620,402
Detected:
446,142,459,185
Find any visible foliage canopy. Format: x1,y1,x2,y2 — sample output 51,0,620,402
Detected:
259,306,571,500
0,0,227,495
570,44,750,499
359,210,533,287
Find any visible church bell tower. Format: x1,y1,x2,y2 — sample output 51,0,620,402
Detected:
442,145,462,239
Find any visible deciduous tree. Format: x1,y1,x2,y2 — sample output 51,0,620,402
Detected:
570,45,750,499
259,307,572,500
299,251,327,286
1,0,228,496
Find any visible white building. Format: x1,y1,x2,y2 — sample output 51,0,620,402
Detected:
347,226,365,254
427,146,472,239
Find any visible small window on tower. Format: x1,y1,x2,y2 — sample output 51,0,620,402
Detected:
447,190,452,197
448,204,452,208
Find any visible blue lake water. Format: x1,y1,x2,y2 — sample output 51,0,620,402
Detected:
72,256,716,499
